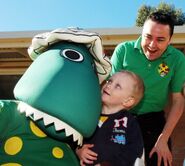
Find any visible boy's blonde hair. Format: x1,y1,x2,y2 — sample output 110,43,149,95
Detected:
119,70,145,107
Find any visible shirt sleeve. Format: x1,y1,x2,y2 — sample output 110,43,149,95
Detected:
170,51,185,92
110,43,125,75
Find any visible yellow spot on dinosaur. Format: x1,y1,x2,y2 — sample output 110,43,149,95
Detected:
1,163,22,166
30,121,47,137
52,147,64,159
4,137,23,155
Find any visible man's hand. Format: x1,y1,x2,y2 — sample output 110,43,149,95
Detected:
149,134,172,166
150,92,184,166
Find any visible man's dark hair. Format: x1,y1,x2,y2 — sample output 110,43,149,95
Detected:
146,11,174,37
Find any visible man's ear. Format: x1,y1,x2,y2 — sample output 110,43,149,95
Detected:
122,97,135,108
168,37,172,45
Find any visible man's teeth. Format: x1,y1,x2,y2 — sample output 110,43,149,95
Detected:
18,102,83,145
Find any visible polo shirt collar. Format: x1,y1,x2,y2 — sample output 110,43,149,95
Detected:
134,36,142,50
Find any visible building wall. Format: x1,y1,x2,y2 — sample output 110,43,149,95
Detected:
171,111,185,166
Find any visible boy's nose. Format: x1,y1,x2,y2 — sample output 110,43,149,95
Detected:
106,82,112,89
103,84,111,92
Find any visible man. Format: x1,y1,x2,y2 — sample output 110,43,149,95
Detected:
110,11,185,166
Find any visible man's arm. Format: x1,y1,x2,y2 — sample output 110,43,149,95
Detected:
150,92,185,166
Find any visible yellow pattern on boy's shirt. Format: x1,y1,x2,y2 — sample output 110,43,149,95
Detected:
98,116,108,127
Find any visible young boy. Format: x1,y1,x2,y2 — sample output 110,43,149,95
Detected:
76,70,145,166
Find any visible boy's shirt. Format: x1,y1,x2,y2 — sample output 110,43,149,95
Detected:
84,110,144,166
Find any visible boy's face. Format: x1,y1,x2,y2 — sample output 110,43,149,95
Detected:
101,72,134,108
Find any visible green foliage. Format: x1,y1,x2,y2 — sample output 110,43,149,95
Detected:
136,2,185,26
136,5,154,26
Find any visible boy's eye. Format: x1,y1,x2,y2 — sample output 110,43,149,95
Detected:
115,84,121,89
106,80,112,84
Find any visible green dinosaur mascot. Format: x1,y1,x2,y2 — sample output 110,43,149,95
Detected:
0,28,111,165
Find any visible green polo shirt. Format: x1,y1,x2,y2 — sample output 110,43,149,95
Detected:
111,37,185,115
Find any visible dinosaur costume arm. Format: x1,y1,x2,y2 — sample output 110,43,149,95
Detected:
0,100,17,139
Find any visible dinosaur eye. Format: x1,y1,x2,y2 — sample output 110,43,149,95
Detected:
61,49,84,62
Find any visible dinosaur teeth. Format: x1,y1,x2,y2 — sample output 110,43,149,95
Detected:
32,111,45,121
54,120,66,131
53,120,83,145
43,115,54,126
65,125,74,137
73,130,83,145
17,102,28,113
18,101,83,145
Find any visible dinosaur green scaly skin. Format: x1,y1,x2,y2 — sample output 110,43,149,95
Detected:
0,100,79,166
0,32,111,165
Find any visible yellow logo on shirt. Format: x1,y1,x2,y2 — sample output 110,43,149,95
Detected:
158,62,170,77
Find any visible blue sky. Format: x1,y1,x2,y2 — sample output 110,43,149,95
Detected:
0,0,184,32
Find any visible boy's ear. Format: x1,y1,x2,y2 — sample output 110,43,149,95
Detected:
122,97,135,108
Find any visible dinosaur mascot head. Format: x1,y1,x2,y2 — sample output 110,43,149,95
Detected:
0,28,111,165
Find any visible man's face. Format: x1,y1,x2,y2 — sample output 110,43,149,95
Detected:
141,19,171,61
